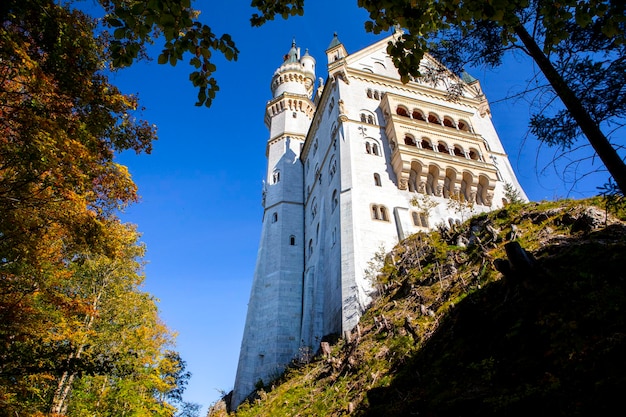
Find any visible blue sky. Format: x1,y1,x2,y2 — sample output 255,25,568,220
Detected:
109,1,608,413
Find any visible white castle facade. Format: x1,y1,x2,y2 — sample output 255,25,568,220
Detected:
231,33,527,408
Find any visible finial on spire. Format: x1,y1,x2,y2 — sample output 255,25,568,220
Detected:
327,32,342,49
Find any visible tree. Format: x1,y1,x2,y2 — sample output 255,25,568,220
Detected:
1,0,239,108
251,0,626,193
0,1,198,413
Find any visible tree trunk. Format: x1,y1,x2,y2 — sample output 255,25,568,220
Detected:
513,23,626,193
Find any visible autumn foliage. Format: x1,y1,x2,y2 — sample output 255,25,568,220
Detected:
1,1,191,415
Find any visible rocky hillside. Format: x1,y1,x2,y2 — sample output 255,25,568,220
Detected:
210,198,626,417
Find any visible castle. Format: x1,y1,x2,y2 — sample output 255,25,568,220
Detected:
231,33,527,408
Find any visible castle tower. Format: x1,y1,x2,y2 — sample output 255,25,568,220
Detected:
231,41,316,408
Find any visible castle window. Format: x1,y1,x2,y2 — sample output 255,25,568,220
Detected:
371,204,390,222
443,117,455,128
311,198,318,219
308,239,313,257
292,112,297,118
316,223,320,240
372,143,380,155
361,110,376,125
444,168,456,198
332,189,338,211
290,235,296,246
468,148,480,161
367,88,373,98
396,106,410,117
332,227,337,245
329,156,337,179
380,206,389,221
404,135,416,146
329,97,335,114
272,212,278,223
437,142,448,153
412,211,426,227
272,170,280,184
412,109,426,121
313,140,318,156
421,138,433,150
453,146,465,157
373,90,380,100
458,120,471,132
428,113,441,124
477,175,490,205
365,142,372,154
374,173,381,186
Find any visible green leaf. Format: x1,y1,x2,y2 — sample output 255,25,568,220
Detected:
157,52,168,65
113,28,126,40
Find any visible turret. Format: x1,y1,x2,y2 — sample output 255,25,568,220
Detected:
271,40,316,99
231,41,316,410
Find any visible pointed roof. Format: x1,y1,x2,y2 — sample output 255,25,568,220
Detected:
461,69,478,84
284,39,299,63
327,32,342,50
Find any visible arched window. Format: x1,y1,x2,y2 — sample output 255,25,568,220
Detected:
477,175,490,205
329,156,337,179
444,168,456,198
373,90,380,100
443,117,455,128
332,189,338,211
374,173,381,186
272,170,280,184
421,138,433,150
316,223,320,240
308,239,313,257
372,143,380,155
461,172,473,201
412,109,426,121
371,204,390,221
361,113,367,122
404,135,417,146
458,120,470,132
271,212,278,223
311,197,317,219
332,227,337,245
437,142,448,153
409,161,421,193
427,165,440,196
367,88,373,98
367,115,374,124
453,146,465,157
380,206,389,221
428,113,441,124
290,235,296,246
365,142,372,154
469,148,480,161
412,212,420,226
397,106,410,117
371,204,380,220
